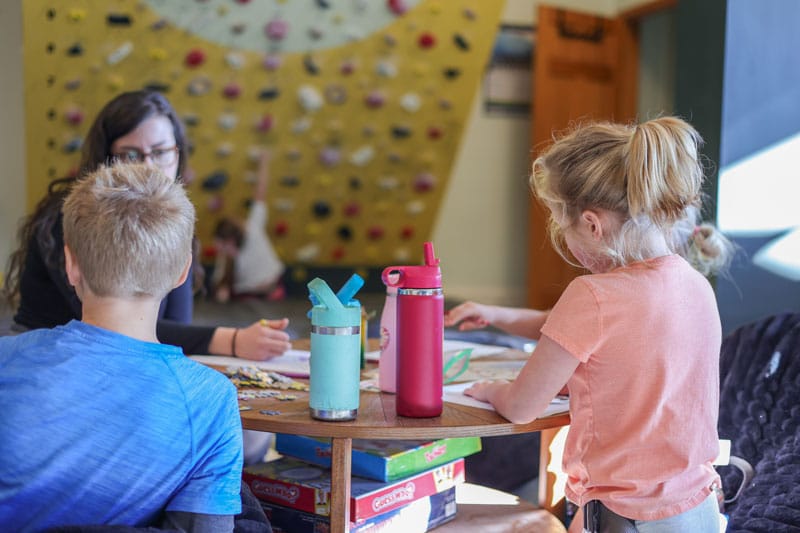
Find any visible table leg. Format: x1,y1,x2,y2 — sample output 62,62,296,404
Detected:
538,427,566,521
330,437,353,533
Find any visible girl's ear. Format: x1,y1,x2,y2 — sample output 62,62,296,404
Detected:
580,210,604,240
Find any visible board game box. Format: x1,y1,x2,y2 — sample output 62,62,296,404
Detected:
275,434,481,482
243,457,465,522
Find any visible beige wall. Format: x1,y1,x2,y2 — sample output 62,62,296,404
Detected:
0,0,25,285
0,0,658,305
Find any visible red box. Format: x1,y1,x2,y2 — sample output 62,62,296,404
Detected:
243,457,465,522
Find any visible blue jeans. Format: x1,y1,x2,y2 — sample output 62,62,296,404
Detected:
583,493,721,533
635,493,721,533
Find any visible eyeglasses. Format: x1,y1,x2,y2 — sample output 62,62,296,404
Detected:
112,146,179,168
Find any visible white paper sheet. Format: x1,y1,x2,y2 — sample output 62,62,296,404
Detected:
190,349,311,378
443,381,570,418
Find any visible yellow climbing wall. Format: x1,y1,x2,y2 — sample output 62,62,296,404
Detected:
22,0,504,270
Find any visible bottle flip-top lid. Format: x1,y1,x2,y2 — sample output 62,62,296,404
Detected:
382,242,442,289
307,277,361,327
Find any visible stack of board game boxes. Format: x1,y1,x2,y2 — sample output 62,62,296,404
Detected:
242,434,483,532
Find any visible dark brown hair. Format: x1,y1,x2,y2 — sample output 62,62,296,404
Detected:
3,91,188,305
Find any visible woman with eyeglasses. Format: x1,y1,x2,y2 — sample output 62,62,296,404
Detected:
4,90,292,361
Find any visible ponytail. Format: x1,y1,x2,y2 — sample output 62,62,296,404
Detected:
625,117,704,225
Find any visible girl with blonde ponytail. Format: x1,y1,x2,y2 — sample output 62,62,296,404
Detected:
445,117,730,532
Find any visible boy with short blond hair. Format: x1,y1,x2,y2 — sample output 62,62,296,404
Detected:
0,164,243,531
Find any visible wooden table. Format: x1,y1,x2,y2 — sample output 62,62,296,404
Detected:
237,377,570,532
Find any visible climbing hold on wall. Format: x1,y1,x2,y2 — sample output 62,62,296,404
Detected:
66,43,83,56
64,78,81,91
274,221,289,237
273,199,295,213
225,52,246,69
365,91,385,109
67,9,86,21
107,74,124,91
106,42,133,65
349,176,363,190
291,117,312,134
418,32,436,49
144,82,170,93
343,202,361,217
319,147,341,167
377,176,399,191
443,67,461,79
406,200,425,215
298,85,323,112
393,248,411,262
64,107,84,126
332,247,346,261
400,225,415,240
308,25,324,40
340,59,356,75
367,225,385,240
231,23,246,35
222,82,242,99
295,243,320,262
312,201,332,218
349,145,374,167
413,172,436,192
206,195,224,212
187,76,212,96
337,225,353,241
387,0,408,16
218,113,238,130
376,60,397,78
390,125,412,139
304,55,321,75
62,136,82,154
400,93,421,113
454,33,470,50
324,84,347,105
216,142,234,157
280,175,300,187
185,48,206,68
255,114,274,132
265,18,289,41
258,87,281,100
202,171,228,191
427,125,443,139
262,53,282,70
183,114,200,127
149,47,168,61
107,14,132,26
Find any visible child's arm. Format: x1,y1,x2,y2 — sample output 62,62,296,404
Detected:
444,301,550,340
464,335,578,424
253,149,271,204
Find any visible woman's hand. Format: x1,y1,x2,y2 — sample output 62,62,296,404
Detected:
444,301,495,331
234,318,291,360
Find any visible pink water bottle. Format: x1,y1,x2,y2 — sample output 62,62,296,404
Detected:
378,285,398,393
381,242,443,417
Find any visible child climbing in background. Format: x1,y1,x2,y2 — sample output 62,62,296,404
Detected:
445,117,734,533
213,149,286,302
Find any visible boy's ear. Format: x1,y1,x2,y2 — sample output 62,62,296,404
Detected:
174,255,192,289
64,245,82,288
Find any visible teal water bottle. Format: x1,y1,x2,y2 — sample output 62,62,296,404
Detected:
307,277,362,421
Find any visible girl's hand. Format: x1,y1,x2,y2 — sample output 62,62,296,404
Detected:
464,380,510,403
235,318,291,360
444,301,494,331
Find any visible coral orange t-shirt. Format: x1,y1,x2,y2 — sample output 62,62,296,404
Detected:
540,254,721,521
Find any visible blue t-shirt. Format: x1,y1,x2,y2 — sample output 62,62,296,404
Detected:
0,321,243,530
